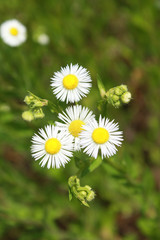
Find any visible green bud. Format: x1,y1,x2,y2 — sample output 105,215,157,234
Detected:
115,87,123,96
68,176,80,188
79,191,87,198
68,176,95,207
106,85,131,108
33,108,45,119
112,95,119,103
24,92,48,109
33,99,48,108
84,185,92,192
86,191,95,202
119,84,128,92
71,186,79,196
22,111,34,122
24,95,34,105
33,100,44,107
114,101,121,108
121,92,132,104
108,88,114,94
68,176,76,188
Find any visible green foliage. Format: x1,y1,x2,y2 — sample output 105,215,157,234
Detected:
0,0,160,239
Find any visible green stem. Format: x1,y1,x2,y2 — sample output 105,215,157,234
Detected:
47,100,63,113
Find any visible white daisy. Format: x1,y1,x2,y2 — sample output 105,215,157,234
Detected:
80,115,123,159
50,64,92,103
56,105,95,151
31,125,73,169
0,19,27,47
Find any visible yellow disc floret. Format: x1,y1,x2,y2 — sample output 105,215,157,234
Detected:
45,138,61,154
10,27,18,36
69,120,85,137
92,127,109,144
63,74,78,90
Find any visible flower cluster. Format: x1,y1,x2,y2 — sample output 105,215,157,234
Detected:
31,64,124,169
68,176,95,207
22,92,48,121
106,84,132,108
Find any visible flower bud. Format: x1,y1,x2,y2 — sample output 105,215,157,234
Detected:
33,100,44,107
86,190,95,202
68,176,95,207
106,85,131,108
79,191,87,198
24,95,34,105
121,92,132,104
68,176,80,188
112,95,119,103
33,108,45,119
114,101,121,108
23,92,48,121
84,185,92,191
22,111,34,122
120,84,128,92
115,87,123,96
32,99,48,108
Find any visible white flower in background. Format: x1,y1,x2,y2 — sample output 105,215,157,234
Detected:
56,105,95,151
51,64,92,103
0,19,27,47
31,125,73,169
37,33,50,45
80,115,123,159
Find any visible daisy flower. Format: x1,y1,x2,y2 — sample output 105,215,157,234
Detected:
51,64,92,103
0,19,27,47
31,125,73,169
80,115,123,159
56,105,95,151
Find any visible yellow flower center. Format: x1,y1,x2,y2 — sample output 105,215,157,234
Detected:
45,138,61,154
63,74,78,90
68,120,85,137
10,27,18,36
92,127,109,144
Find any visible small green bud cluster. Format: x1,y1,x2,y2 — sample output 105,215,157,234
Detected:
22,92,48,122
68,176,95,207
106,85,132,108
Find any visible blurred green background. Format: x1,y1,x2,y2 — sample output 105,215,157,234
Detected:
0,0,160,239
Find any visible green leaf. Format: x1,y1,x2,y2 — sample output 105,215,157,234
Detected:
80,156,102,177
68,188,73,201
97,75,106,98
